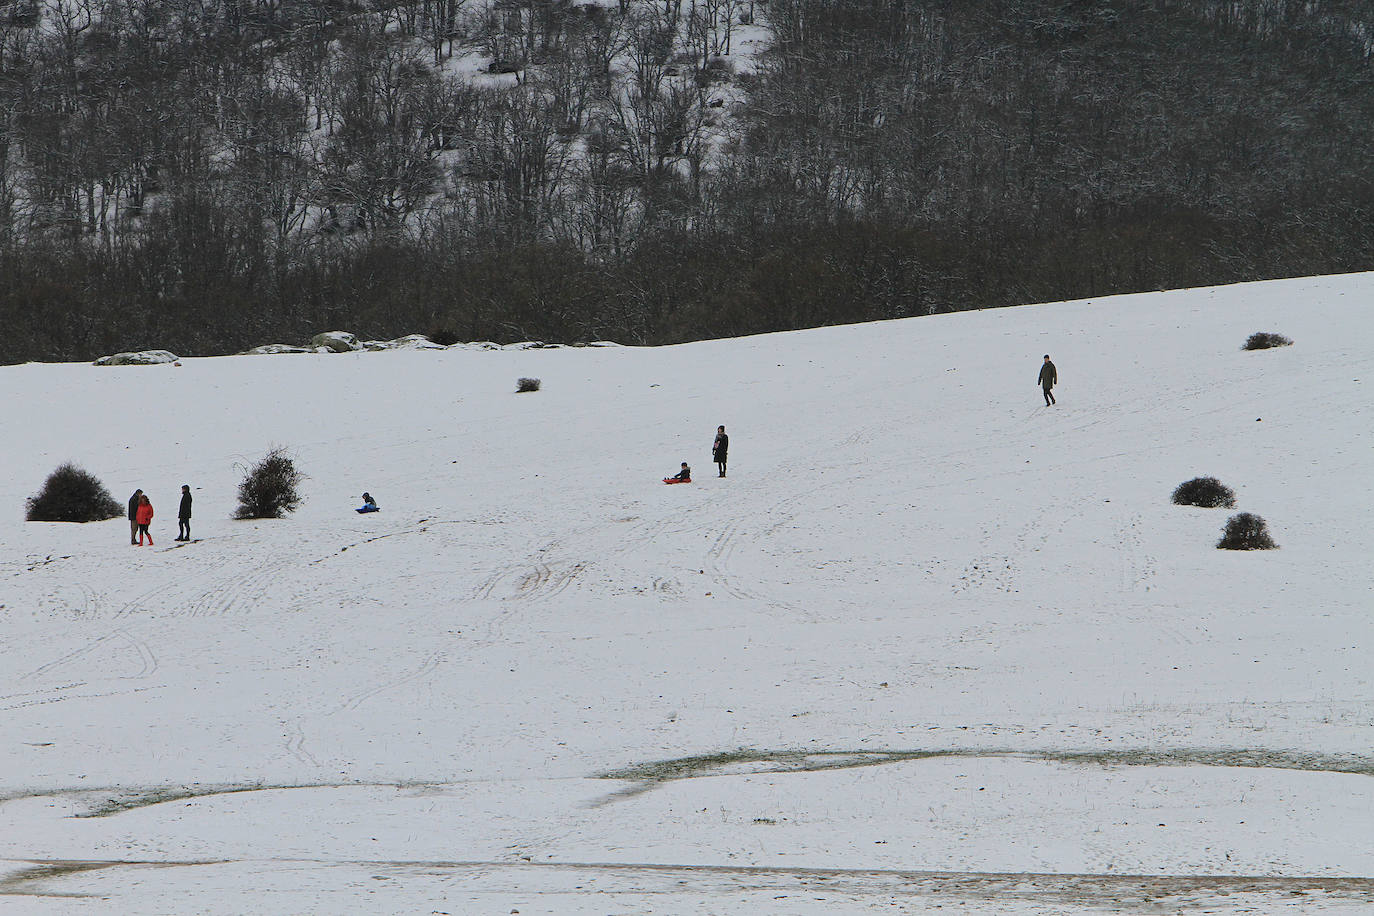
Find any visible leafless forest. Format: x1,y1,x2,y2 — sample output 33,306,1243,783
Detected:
1,0,1371,360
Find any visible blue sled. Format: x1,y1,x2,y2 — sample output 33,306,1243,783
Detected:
356,505,380,513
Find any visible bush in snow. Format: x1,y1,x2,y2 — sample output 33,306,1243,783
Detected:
234,448,305,519
26,463,123,522
517,377,541,393
1171,476,1236,509
1217,512,1277,550
1243,332,1292,351
427,326,461,346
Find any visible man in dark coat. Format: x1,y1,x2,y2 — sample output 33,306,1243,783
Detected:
127,489,143,545
1038,354,1057,406
712,425,729,477
176,485,193,541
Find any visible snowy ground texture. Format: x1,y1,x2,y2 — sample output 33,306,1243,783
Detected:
2,275,1372,914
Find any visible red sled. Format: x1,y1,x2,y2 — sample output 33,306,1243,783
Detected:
663,477,692,484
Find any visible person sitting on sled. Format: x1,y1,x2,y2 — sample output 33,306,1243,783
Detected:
671,462,691,482
357,492,379,513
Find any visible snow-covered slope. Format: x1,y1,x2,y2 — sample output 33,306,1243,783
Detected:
1,274,1371,913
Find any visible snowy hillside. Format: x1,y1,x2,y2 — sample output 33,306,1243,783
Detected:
1,273,1372,913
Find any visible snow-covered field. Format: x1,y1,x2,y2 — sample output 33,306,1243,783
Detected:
2,274,1371,914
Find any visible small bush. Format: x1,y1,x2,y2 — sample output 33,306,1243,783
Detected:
1243,332,1293,350
1171,476,1236,508
517,377,541,392
25,463,123,522
1218,512,1277,550
428,326,461,346
234,447,305,519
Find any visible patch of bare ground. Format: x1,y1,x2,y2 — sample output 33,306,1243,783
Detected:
4,858,1374,910
598,746,1374,790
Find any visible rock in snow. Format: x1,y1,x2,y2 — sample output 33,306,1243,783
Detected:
92,349,179,366
310,331,361,352
241,344,313,355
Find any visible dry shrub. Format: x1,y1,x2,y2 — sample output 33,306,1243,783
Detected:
26,463,122,522
1218,512,1277,550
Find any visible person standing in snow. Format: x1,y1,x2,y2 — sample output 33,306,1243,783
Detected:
135,493,155,546
127,489,143,545
712,425,729,477
1038,354,1057,406
176,485,192,541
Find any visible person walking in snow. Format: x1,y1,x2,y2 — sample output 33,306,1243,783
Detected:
1038,354,1057,406
712,425,729,477
176,485,192,541
135,493,155,546
127,489,143,545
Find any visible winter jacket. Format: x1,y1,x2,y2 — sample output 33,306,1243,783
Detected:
712,433,729,461
128,493,141,521
179,492,193,520
1038,361,1057,388
135,502,154,526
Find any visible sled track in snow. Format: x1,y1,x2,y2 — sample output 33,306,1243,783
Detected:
1115,512,1159,593
329,650,446,715
22,629,158,684
180,557,294,618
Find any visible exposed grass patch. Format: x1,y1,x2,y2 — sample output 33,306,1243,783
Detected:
600,749,961,783
0,781,367,818
12,748,1372,821
1,780,465,819
599,746,1374,792
0,861,119,896
77,783,280,818
1052,748,1374,776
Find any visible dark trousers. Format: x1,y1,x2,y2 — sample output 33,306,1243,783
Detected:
137,523,152,545
178,519,191,540
1043,385,1055,405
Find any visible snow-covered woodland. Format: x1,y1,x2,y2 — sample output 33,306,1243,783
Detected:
1,0,1373,361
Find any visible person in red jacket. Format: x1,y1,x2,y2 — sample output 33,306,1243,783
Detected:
135,493,155,546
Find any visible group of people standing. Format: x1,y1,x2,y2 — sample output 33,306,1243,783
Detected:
127,485,193,546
